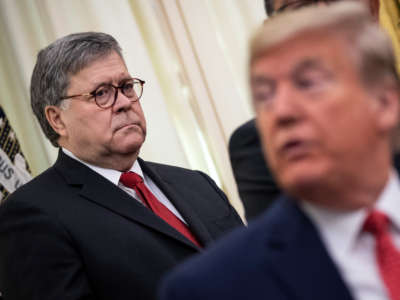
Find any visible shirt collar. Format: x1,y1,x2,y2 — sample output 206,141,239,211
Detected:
62,148,143,185
300,170,400,261
375,171,400,231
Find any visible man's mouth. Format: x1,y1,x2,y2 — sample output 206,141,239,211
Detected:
116,122,141,131
279,139,311,161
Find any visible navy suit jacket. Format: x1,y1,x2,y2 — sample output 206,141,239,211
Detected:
160,196,355,300
0,151,242,300
229,119,282,220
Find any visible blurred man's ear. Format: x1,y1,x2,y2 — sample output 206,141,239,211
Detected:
366,0,380,21
373,80,399,134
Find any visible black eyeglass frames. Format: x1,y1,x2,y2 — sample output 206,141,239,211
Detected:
60,78,145,109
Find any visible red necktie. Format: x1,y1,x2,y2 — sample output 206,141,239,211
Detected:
363,210,400,300
120,171,201,248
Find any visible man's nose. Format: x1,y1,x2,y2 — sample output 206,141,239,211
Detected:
270,85,303,127
113,88,133,112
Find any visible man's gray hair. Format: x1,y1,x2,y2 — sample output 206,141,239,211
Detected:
250,1,399,89
30,32,123,147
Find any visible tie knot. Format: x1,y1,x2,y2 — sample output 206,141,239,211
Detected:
120,172,143,188
363,210,389,235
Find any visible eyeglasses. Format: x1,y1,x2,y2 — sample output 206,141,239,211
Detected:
274,0,337,14
60,78,145,109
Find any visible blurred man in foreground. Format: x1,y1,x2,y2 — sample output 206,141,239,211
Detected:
160,2,400,299
229,0,381,221
0,32,242,300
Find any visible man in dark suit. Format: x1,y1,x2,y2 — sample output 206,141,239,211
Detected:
229,0,382,221
229,119,280,219
160,3,400,299
0,32,243,300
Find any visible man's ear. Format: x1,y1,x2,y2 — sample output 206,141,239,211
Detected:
374,83,399,132
368,0,380,22
45,105,68,137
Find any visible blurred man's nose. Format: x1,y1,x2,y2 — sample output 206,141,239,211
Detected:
269,85,303,128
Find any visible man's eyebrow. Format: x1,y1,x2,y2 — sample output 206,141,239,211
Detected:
292,58,326,75
251,75,274,85
89,75,132,91
88,81,111,92
118,76,134,84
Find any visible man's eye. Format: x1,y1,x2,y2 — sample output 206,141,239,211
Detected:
95,87,110,98
252,84,275,104
294,69,332,92
122,82,134,92
297,78,317,89
253,91,274,103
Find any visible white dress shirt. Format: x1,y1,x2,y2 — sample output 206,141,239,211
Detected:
62,148,186,223
301,171,400,300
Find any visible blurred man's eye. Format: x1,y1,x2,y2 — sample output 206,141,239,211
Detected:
252,83,276,105
294,69,332,93
253,90,274,103
296,77,320,89
251,77,276,104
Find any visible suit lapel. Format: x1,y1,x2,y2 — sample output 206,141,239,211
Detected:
265,197,354,300
138,158,213,247
54,151,198,250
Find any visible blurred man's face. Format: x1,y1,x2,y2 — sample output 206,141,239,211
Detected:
251,32,391,204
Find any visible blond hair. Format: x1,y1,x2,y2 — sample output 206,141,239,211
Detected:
250,1,399,88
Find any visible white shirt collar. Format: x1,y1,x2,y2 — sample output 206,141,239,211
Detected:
375,171,400,231
61,149,187,223
62,148,143,185
300,171,400,262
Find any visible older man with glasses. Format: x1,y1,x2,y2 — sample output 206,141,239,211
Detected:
0,32,243,300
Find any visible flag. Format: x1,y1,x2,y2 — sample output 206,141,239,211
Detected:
380,0,400,73
0,106,31,203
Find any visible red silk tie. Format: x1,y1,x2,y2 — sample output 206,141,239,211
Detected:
363,210,400,300
120,171,201,248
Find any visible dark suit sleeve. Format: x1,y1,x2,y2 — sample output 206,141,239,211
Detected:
159,274,198,300
229,119,281,220
195,170,243,225
0,199,94,300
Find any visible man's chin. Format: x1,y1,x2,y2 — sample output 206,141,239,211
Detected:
277,166,328,197
112,136,145,156
123,143,143,155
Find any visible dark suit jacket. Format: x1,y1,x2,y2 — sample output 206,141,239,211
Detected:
0,151,242,300
159,195,355,300
229,119,281,220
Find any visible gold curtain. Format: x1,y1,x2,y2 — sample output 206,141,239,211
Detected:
380,0,400,72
